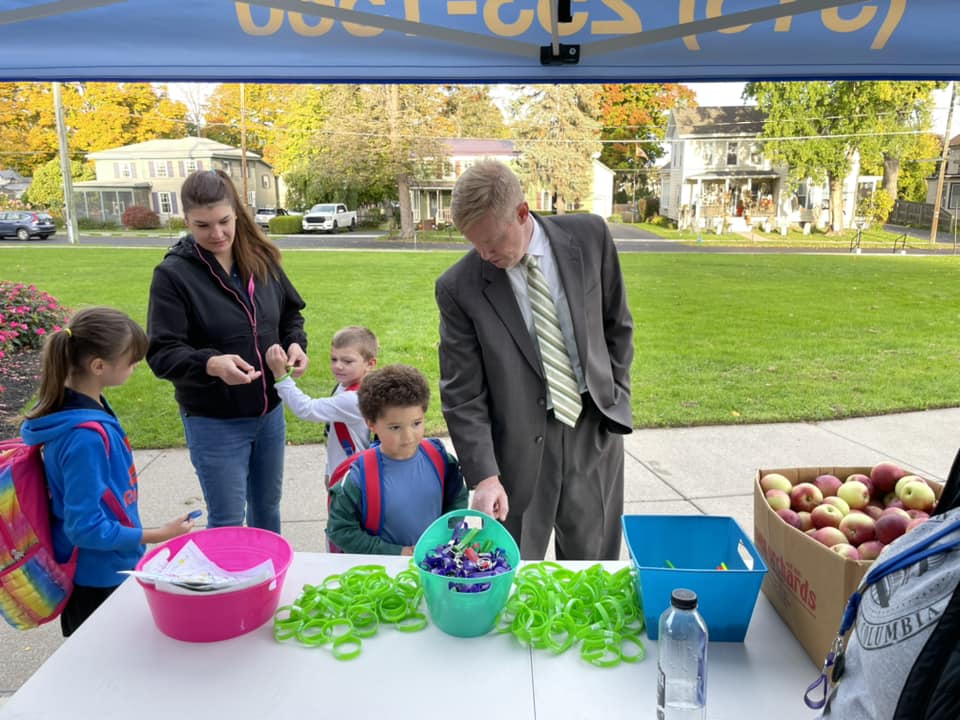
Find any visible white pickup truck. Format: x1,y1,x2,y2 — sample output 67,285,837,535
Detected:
301,203,357,233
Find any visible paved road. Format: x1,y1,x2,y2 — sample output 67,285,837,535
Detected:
2,223,956,255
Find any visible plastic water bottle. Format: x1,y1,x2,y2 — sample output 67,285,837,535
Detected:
656,588,708,720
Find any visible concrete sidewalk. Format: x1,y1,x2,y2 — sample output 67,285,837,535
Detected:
3,407,959,701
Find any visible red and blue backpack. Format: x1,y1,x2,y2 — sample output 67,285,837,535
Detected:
0,422,108,630
325,438,447,553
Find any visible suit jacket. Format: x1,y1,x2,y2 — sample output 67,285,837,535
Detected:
436,212,634,514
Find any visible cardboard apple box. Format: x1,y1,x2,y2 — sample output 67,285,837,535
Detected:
753,466,941,667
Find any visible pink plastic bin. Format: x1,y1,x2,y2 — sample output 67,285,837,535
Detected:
134,527,293,643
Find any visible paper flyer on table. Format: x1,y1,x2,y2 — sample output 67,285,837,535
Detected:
121,539,275,595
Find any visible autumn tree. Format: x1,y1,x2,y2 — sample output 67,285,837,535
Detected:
0,82,189,174
509,85,602,213
595,83,695,198
202,83,297,164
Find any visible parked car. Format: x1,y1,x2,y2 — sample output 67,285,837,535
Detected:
0,210,56,240
302,203,357,233
253,207,289,230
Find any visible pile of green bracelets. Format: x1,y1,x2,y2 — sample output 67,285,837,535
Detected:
495,562,646,667
273,564,427,660
273,561,645,667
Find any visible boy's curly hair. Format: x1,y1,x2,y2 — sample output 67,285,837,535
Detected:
358,364,429,423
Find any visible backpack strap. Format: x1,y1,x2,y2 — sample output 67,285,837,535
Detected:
359,449,382,535
74,421,135,529
328,382,362,457
419,438,447,493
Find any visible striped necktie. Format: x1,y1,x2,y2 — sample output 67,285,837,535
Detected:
522,254,582,427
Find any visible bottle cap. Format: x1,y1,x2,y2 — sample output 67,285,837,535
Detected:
670,588,698,610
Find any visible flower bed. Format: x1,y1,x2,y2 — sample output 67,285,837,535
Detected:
0,281,70,436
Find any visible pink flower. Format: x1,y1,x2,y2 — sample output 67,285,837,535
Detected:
36,328,46,335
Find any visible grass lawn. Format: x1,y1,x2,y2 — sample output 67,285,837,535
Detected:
3,246,960,448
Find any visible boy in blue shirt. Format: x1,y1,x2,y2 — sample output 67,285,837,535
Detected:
325,364,468,555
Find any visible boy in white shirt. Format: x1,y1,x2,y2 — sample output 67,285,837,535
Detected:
266,326,378,481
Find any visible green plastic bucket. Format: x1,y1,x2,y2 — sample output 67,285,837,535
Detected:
414,509,520,638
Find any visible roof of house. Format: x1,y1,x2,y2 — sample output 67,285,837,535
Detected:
444,138,516,156
86,137,264,162
950,134,960,147
670,106,767,138
0,169,28,182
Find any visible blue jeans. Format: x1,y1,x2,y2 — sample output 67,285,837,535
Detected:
181,404,286,533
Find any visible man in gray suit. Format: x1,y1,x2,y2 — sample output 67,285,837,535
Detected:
436,160,633,560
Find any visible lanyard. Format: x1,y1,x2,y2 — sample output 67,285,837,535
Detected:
804,514,960,710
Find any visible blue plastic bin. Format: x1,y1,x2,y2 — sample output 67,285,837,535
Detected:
622,514,767,642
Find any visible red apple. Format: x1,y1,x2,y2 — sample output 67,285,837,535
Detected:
776,508,802,529
790,482,823,513
765,488,791,512
839,513,876,545
814,474,843,498
811,527,847,548
857,540,885,561
906,509,930,521
760,472,794,493
863,505,884,521
811,504,844,529
830,543,862,561
875,512,910,544
822,496,850,516
846,473,875,497
797,511,814,532
871,461,906,495
838,480,870,510
900,480,936,512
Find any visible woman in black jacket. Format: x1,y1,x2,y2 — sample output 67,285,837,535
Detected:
147,169,308,533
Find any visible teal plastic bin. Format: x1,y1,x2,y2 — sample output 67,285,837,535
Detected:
622,514,767,642
414,509,519,638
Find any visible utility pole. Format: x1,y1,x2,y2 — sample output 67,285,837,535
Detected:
930,80,957,243
52,82,78,245
240,83,249,209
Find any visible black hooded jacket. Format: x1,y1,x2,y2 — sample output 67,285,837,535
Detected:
146,236,307,419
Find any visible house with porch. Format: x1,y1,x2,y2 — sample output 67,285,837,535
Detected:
409,139,615,228
0,169,31,201
660,106,874,232
73,138,279,224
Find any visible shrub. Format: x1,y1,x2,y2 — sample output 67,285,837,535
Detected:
639,197,660,220
856,190,895,228
607,213,623,224
167,216,186,232
270,215,304,234
648,214,673,228
78,218,121,230
121,205,161,229
0,281,70,362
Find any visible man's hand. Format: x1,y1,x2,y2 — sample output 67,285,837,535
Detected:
470,475,509,521
206,354,262,385
285,342,309,378
265,344,289,378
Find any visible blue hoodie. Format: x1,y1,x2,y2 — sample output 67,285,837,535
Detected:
21,394,145,587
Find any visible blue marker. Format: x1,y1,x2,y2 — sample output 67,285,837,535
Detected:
187,509,203,521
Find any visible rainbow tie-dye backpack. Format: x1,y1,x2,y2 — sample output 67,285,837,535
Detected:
0,422,107,630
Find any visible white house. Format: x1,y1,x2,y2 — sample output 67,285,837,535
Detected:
661,106,875,232
73,138,278,224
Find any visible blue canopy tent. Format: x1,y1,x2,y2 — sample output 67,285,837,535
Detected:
0,0,954,83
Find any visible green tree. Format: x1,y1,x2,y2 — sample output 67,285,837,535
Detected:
203,83,297,164
510,85,602,212
22,157,95,209
897,132,941,202
745,81,884,232
438,85,508,139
